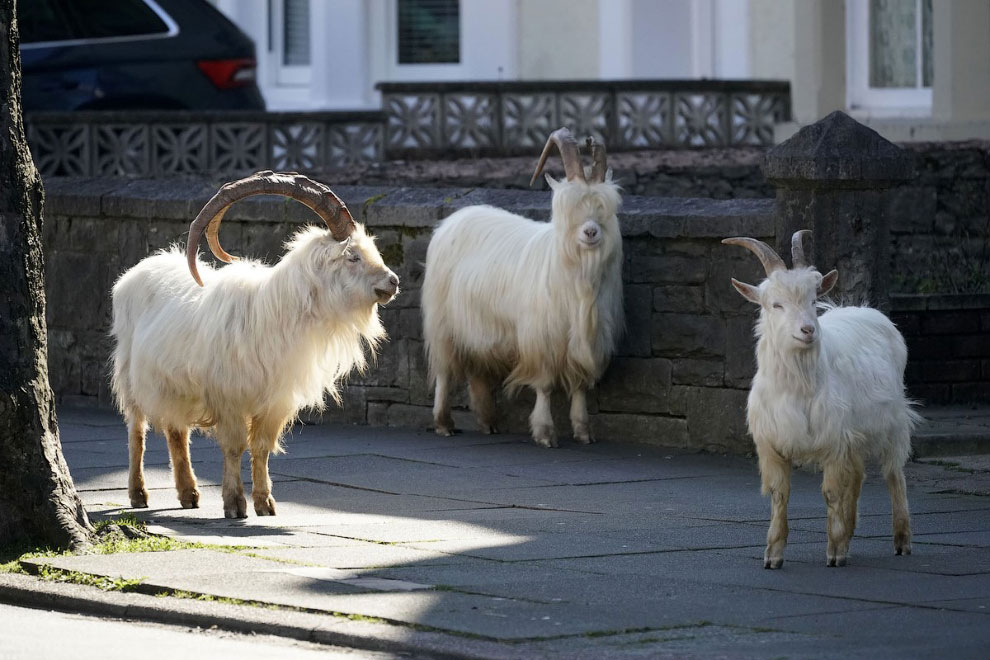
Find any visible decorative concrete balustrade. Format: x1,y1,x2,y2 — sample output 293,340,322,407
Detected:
378,79,791,157
25,110,386,177
25,80,790,178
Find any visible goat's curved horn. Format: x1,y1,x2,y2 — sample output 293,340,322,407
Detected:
186,170,355,287
588,136,607,183
721,237,787,276
529,128,587,186
791,229,812,269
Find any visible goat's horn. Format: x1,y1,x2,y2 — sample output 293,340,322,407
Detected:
791,229,812,269
529,127,587,186
588,136,607,183
186,170,355,287
721,237,787,276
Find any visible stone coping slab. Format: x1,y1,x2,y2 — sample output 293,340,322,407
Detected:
42,176,775,239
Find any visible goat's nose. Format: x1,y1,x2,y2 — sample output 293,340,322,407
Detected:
584,226,598,239
388,273,399,287
800,324,815,336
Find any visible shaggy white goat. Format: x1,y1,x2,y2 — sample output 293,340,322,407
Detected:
111,171,399,518
725,230,919,568
422,128,623,447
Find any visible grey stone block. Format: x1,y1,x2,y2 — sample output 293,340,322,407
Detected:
367,187,472,228
598,358,672,413
591,412,690,447
671,359,723,386
617,285,652,357
670,386,751,453
653,285,704,313
651,313,726,359
724,315,758,388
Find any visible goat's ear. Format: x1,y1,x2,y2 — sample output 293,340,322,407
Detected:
604,167,614,183
730,278,761,304
544,173,560,190
818,269,838,296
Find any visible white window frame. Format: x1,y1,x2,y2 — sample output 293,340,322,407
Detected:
846,0,932,116
382,0,466,81
271,0,311,86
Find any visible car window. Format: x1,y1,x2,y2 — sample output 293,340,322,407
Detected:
18,0,75,44
62,0,169,39
18,0,171,45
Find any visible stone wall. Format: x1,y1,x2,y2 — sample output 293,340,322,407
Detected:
889,142,990,295
41,176,773,453
321,141,990,295
890,293,990,405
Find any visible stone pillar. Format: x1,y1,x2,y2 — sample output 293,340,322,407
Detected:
763,111,915,308
932,0,990,122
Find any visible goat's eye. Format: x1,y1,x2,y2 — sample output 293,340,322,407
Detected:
772,303,783,310
347,252,361,263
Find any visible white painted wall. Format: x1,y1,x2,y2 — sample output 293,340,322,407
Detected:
632,0,693,77
518,0,600,79
748,0,794,80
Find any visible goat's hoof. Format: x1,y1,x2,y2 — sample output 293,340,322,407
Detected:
826,555,847,567
434,424,455,437
179,488,200,509
764,557,784,569
129,489,149,508
533,427,558,448
895,543,912,556
894,533,911,556
224,496,248,519
480,423,498,435
254,495,277,516
573,431,595,445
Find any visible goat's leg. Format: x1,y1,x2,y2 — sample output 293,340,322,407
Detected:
165,426,199,509
433,372,455,437
126,408,149,508
569,388,593,444
248,415,287,516
822,459,860,567
885,463,912,556
216,418,249,519
468,374,498,434
530,386,557,448
759,446,791,569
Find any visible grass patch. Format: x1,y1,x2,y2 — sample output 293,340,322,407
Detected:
34,564,143,592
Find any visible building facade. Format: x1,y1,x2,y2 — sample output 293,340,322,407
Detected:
211,0,989,141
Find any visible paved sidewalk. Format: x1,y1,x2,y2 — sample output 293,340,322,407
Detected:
7,404,990,659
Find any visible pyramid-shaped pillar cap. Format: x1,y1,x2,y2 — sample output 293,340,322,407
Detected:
763,111,916,189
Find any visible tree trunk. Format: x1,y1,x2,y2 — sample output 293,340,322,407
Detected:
0,0,92,549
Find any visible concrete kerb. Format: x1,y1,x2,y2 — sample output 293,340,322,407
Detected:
0,572,515,660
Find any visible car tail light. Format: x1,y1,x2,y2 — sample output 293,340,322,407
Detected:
196,58,256,89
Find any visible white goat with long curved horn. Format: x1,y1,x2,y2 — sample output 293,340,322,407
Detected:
725,230,920,568
422,128,624,447
111,171,399,518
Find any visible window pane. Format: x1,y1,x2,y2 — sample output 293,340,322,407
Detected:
64,0,169,40
283,0,310,66
921,0,933,88
398,0,460,64
17,0,75,43
870,0,917,88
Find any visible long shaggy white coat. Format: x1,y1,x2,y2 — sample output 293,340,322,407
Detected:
733,266,919,569
422,177,623,447
112,225,395,517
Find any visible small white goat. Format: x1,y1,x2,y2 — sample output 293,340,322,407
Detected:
724,231,919,568
111,171,399,518
422,128,623,447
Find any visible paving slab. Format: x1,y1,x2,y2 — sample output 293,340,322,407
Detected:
12,404,990,658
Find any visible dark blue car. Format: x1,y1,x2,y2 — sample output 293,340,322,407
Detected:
19,0,266,111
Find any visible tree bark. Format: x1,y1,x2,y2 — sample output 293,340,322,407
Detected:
0,0,92,549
